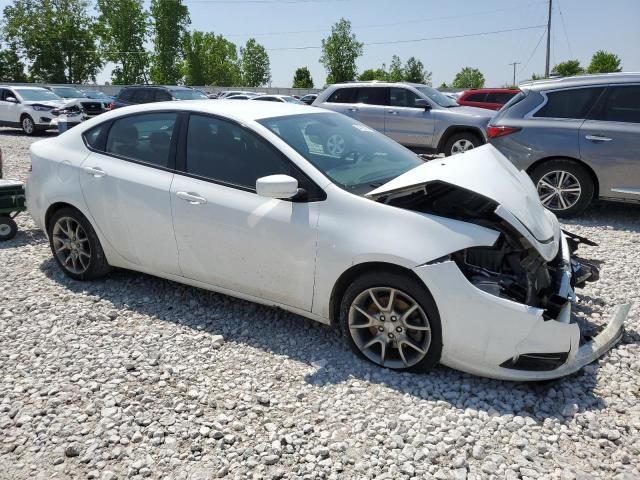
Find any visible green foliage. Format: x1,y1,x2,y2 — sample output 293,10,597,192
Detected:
388,55,403,82
0,47,27,82
358,68,388,81
403,57,431,85
452,67,485,89
552,59,583,77
530,73,545,80
587,50,622,74
150,0,190,84
320,18,363,84
240,38,270,87
439,82,448,88
182,31,242,86
97,0,149,85
292,66,314,88
3,0,102,83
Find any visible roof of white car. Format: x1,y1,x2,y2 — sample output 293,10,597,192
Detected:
1,85,49,91
107,99,327,121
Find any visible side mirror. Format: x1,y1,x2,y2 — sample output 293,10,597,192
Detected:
414,98,431,110
256,174,299,199
5,96,18,104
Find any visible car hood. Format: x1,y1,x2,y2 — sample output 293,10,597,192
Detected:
24,100,67,108
445,105,493,118
366,145,560,260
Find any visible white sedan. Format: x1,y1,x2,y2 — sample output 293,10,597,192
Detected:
26,101,629,381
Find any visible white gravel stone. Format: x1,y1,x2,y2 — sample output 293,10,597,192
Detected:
0,132,639,479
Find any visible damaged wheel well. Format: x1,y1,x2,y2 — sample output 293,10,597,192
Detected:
329,262,425,326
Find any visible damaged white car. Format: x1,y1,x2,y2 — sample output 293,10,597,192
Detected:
26,101,630,381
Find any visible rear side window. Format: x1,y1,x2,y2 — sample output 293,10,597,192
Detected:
105,113,177,168
327,88,357,103
465,93,487,102
132,89,155,104
118,89,134,102
486,92,516,104
534,87,604,119
355,87,388,106
154,89,172,102
590,85,640,124
83,123,109,149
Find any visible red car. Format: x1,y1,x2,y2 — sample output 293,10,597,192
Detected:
457,88,520,111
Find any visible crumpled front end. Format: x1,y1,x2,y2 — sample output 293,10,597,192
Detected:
413,231,628,381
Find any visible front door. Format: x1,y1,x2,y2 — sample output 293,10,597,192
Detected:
580,84,640,201
0,89,20,124
170,113,319,311
386,87,435,148
78,112,181,274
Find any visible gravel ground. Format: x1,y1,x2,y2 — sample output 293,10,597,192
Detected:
1,129,639,480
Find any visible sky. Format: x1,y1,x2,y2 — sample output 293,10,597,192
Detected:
1,0,639,88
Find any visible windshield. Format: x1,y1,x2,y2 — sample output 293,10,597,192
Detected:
258,113,424,194
171,89,208,100
15,89,61,102
51,86,84,98
84,91,109,99
283,96,304,104
415,86,459,107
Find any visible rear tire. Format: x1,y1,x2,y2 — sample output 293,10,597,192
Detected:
530,159,594,218
47,207,112,280
443,132,481,156
0,215,17,241
339,270,442,373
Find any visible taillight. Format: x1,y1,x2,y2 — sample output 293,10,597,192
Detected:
107,102,115,110
487,125,521,138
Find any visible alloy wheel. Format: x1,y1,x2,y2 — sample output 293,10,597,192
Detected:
537,170,582,211
325,134,346,156
451,138,475,154
348,287,432,369
52,216,91,274
22,117,34,135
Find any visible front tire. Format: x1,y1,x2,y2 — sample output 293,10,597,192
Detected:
530,159,594,218
47,207,112,280
443,132,481,156
21,114,40,136
339,271,442,373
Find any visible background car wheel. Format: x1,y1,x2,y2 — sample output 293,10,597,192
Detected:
0,215,17,241
21,115,40,136
339,271,442,373
444,132,481,156
47,207,112,280
325,133,347,156
530,159,594,218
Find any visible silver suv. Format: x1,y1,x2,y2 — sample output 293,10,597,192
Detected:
313,82,493,156
488,73,640,217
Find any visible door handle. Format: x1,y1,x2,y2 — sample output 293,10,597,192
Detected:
387,110,398,115
83,166,107,177
348,107,359,112
176,191,207,205
585,134,612,142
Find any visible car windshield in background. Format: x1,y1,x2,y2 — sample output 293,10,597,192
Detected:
258,113,424,194
415,86,459,107
283,96,303,104
51,87,84,98
15,89,61,102
84,91,109,99
171,89,208,100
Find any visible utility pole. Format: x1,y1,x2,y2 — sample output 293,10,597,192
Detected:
545,0,553,77
508,62,520,86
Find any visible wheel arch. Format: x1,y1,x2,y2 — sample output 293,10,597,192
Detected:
329,261,427,327
437,125,486,153
525,156,600,199
45,202,84,232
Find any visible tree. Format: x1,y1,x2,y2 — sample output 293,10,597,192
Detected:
320,18,363,84
552,59,583,77
403,57,431,85
0,47,27,82
3,0,102,83
240,38,271,87
292,66,314,88
439,82,448,88
358,67,388,81
183,31,242,86
97,0,149,85
388,55,403,82
452,67,485,89
150,0,190,84
587,50,622,74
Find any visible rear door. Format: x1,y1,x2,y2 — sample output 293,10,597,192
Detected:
580,84,640,201
79,112,181,274
385,87,435,148
351,87,387,132
319,87,359,118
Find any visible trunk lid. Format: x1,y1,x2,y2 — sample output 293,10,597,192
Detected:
366,144,556,244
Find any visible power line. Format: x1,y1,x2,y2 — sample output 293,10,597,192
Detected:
266,25,547,51
522,26,547,76
557,0,573,58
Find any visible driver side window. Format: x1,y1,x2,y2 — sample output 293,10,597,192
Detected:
390,88,420,108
